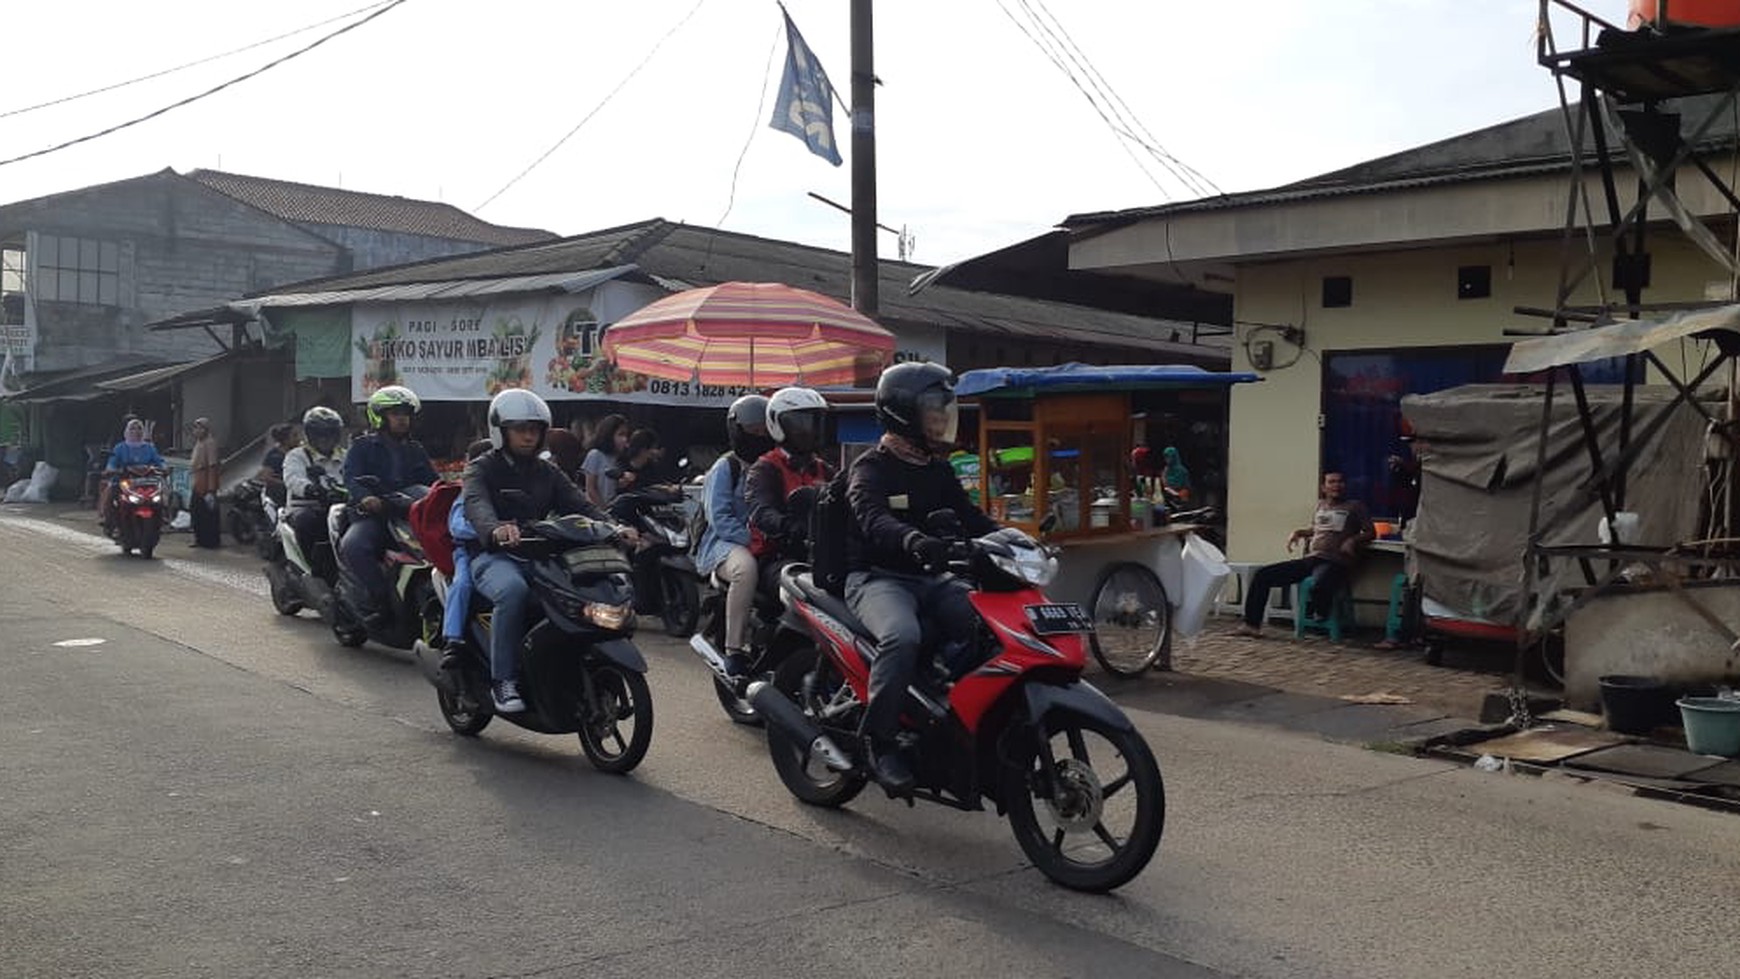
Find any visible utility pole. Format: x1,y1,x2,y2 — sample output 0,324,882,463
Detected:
849,0,878,317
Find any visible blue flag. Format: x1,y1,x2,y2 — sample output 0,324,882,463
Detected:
769,11,842,167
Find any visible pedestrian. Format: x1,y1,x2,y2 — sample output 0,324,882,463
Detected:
1234,471,1373,637
581,413,630,508
189,417,222,548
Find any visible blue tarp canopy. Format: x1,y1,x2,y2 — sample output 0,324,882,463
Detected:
955,363,1261,398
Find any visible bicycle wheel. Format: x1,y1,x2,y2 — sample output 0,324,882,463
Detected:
1087,562,1172,676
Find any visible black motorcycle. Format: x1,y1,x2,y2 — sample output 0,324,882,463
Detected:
263,472,348,618
326,477,439,652
606,484,700,637
224,477,275,550
412,515,654,774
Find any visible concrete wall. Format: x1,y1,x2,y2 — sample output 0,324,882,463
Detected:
1563,586,1740,707
295,223,504,272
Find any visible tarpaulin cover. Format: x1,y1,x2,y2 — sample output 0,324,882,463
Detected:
955,363,1260,397
1401,383,1708,625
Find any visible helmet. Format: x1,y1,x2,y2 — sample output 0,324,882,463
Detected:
365,384,421,430
766,386,828,455
726,394,773,463
302,406,344,453
874,362,958,450
487,388,553,451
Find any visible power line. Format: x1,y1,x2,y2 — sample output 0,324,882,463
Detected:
0,0,412,170
717,20,785,227
0,0,396,122
474,0,709,212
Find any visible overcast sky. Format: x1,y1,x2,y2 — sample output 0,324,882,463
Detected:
2,1,1596,267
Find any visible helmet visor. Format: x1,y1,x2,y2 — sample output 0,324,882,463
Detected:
779,409,825,453
917,390,958,447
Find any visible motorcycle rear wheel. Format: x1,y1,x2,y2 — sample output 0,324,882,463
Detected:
713,674,762,726
1004,713,1165,893
267,566,304,616
578,663,653,774
659,570,700,637
767,647,867,808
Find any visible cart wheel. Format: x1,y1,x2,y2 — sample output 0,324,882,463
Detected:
1088,562,1172,676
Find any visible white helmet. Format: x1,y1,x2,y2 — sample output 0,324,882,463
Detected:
766,386,828,454
487,388,553,450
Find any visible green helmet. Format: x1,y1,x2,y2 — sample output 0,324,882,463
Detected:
365,384,421,430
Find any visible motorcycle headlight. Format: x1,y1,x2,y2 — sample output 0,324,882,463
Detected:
583,601,635,631
991,548,1057,587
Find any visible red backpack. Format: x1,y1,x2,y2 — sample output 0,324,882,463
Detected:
409,480,464,578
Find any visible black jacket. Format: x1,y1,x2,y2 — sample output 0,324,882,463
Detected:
463,448,604,551
845,445,997,575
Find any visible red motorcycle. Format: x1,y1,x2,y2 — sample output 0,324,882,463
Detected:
109,465,166,559
750,521,1165,893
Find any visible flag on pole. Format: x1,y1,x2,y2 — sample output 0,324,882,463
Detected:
769,9,843,167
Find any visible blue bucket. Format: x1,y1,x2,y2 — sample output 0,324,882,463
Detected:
1678,697,1740,757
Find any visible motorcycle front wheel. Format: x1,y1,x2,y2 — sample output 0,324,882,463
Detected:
1003,712,1165,893
437,685,492,737
578,663,653,774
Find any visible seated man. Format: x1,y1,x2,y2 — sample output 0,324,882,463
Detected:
1235,471,1373,638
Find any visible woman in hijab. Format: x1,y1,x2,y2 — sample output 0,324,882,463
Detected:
99,418,166,534
1160,446,1192,506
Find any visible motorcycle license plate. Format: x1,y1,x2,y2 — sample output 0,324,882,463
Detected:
1024,602,1093,635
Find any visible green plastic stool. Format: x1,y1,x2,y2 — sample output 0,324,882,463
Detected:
1295,575,1356,641
1383,573,1410,644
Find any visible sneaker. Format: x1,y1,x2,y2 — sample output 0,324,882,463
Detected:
491,679,526,713
722,649,752,678
1232,622,1263,638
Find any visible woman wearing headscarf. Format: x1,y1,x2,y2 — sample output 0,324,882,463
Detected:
99,418,166,535
1160,446,1192,506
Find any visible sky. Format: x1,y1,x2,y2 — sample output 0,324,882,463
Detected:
0,1,1608,268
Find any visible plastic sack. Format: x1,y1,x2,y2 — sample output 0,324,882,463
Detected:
2,478,27,503
1174,532,1230,639
16,461,56,503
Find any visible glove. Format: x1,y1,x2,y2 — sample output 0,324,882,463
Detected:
906,533,950,574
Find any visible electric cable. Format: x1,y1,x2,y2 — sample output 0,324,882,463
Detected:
0,0,412,169
0,0,396,122
474,0,708,212
716,20,785,228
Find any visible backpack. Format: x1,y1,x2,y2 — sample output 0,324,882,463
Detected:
688,455,743,560
808,464,854,597
409,480,463,578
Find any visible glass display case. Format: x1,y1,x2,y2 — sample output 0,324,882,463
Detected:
977,392,1132,540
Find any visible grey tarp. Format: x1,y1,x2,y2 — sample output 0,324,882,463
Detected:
1400,384,1709,625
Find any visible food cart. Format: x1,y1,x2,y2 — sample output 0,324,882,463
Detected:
955,364,1260,674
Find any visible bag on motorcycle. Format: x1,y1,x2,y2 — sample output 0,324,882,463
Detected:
408,481,463,577
807,466,853,597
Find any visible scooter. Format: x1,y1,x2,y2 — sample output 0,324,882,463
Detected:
606,483,700,637
326,477,438,651
411,515,654,774
262,472,348,617
108,465,166,559
751,514,1166,893
224,477,275,550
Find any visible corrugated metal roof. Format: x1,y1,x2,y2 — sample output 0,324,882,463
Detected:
187,169,556,247
95,352,232,393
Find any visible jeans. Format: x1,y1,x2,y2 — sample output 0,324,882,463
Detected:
1243,556,1348,626
339,516,389,608
715,545,757,651
471,551,531,683
846,571,976,741
443,548,472,643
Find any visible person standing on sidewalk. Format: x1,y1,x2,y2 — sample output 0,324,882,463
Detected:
189,418,222,548
1234,471,1372,637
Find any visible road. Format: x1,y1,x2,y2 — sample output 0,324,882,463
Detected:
2,513,1737,979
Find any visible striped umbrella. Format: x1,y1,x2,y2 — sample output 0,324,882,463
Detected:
602,281,895,387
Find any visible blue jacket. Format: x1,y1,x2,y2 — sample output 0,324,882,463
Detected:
105,441,165,473
343,432,437,502
696,455,750,576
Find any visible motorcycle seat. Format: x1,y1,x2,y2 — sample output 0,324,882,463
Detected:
780,565,878,644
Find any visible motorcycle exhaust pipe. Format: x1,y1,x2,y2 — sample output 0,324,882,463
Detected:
747,681,854,772
411,640,457,695
687,634,732,682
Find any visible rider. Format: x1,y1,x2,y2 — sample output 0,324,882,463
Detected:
340,385,437,625
464,389,634,713
100,418,166,534
845,363,997,793
282,406,349,564
695,395,772,678
746,385,832,592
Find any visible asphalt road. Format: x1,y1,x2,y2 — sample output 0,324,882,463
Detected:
3,513,1739,979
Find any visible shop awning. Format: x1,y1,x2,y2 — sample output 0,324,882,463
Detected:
1504,304,1740,373
0,356,170,404
148,265,641,331
94,351,231,393
955,362,1262,398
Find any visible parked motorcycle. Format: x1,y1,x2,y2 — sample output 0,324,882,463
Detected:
262,472,349,617
326,477,439,651
751,516,1166,893
411,515,654,774
224,477,275,551
606,483,700,637
109,465,166,559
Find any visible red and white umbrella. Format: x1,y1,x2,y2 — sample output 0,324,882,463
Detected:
602,281,895,388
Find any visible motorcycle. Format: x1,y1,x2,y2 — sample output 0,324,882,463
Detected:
262,472,349,618
411,515,654,774
224,477,275,550
326,477,439,651
750,514,1166,893
605,483,700,637
108,465,166,559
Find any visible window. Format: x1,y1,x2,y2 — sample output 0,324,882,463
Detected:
36,234,119,306
1457,265,1492,300
1,245,23,327
1322,275,1352,308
